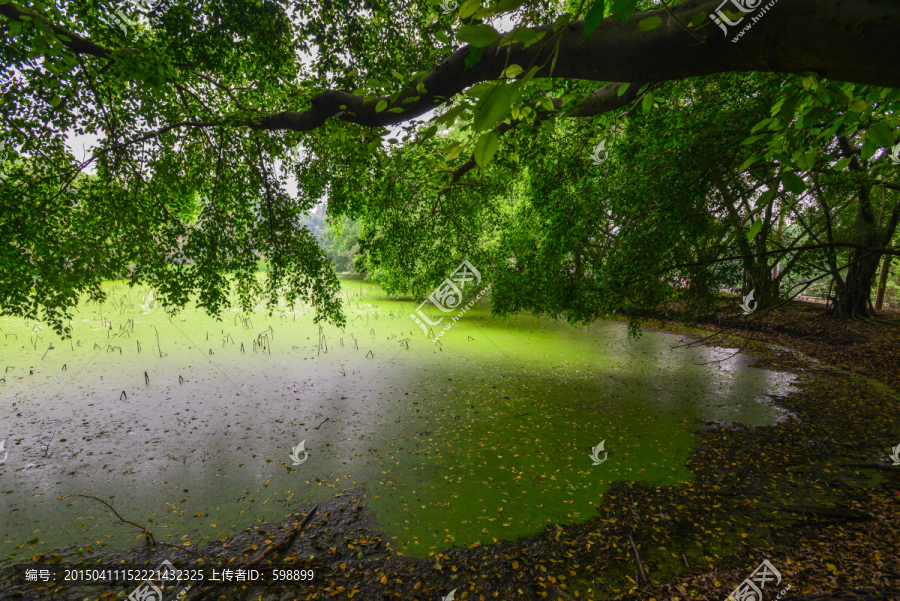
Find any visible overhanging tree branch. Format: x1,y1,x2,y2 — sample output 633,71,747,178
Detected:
6,0,898,137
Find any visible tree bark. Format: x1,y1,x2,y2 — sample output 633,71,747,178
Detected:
6,0,899,135
832,137,900,318
874,255,892,311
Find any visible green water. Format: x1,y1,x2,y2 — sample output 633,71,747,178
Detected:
0,279,795,563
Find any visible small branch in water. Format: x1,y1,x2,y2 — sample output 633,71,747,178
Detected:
120,391,127,400
179,375,184,384
75,494,156,545
41,343,54,360
144,371,150,386
153,326,163,358
314,418,330,430
366,350,374,358
44,430,56,457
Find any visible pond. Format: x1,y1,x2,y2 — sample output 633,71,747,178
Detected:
0,279,796,564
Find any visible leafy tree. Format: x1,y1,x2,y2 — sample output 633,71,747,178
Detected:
2,0,899,334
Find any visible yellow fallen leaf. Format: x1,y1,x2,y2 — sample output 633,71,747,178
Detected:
380,575,387,584
826,563,837,572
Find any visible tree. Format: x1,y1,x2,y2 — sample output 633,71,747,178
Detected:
2,0,899,333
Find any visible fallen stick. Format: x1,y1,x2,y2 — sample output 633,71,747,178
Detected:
629,532,648,584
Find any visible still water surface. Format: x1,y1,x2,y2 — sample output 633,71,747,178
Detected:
0,280,795,563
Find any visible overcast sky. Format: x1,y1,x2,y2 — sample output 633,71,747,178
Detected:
64,10,516,201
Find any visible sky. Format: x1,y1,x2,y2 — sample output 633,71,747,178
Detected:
63,7,517,201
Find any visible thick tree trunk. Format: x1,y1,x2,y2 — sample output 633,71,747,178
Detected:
834,254,881,318
743,261,779,311
874,255,892,311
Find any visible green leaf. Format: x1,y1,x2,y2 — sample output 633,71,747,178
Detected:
434,31,451,44
848,99,867,113
584,0,605,36
777,94,802,119
835,157,852,171
741,135,766,146
796,150,817,171
502,64,524,79
420,125,438,140
688,11,707,27
751,118,774,134
375,100,388,113
457,24,500,47
475,0,526,18
505,27,538,47
781,171,807,194
474,85,512,132
860,141,877,161
638,15,663,31
434,105,467,124
866,122,895,147
641,93,654,114
757,188,777,208
610,0,639,21
521,66,541,86
552,12,574,32
617,82,631,97
738,156,759,172
466,83,496,99
747,219,763,241
443,141,465,161
459,0,482,19
492,0,527,12
772,153,792,164
474,131,501,168
464,46,486,68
